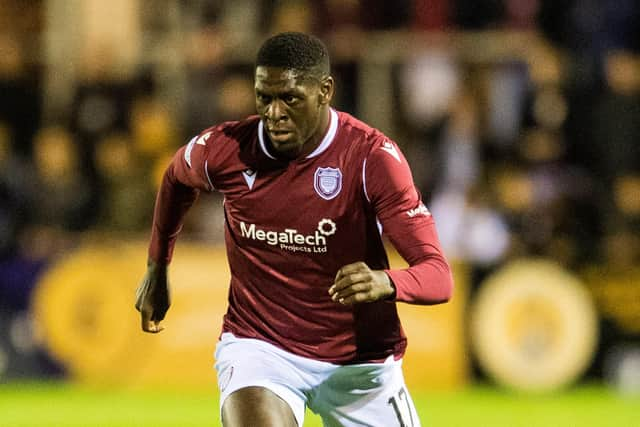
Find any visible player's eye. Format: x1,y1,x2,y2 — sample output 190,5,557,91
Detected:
256,93,271,103
284,95,298,104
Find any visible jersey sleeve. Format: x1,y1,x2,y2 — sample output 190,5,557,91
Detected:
364,139,453,304
148,131,214,264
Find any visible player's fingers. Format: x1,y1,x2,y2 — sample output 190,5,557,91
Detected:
141,317,165,333
330,271,372,294
329,278,357,296
339,289,376,305
140,305,154,331
331,282,369,301
338,262,368,276
329,277,351,295
334,262,369,281
148,320,164,333
145,323,164,333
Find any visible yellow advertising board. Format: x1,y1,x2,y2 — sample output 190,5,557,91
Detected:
32,240,468,390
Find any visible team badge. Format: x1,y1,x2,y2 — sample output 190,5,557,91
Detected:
314,167,342,200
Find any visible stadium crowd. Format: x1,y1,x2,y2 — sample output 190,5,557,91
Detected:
0,0,639,378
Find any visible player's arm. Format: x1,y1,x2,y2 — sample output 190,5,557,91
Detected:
135,133,214,332
367,139,453,304
330,139,453,306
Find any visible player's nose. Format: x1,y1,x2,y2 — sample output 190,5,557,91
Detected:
265,100,287,122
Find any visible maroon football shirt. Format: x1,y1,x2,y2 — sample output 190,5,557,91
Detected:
149,109,453,364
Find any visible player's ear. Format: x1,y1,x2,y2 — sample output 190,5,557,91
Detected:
319,76,334,105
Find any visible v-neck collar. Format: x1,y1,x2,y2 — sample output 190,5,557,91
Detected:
258,109,338,160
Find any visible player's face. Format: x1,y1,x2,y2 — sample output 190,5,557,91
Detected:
255,66,333,158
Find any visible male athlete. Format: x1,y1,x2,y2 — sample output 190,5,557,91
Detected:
136,32,453,427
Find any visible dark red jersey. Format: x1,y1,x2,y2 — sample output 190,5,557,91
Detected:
149,109,453,364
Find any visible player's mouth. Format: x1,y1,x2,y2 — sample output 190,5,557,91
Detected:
268,129,295,144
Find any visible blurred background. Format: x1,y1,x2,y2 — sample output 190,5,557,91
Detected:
1,0,640,423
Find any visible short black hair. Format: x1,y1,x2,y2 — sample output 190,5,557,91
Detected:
256,32,330,77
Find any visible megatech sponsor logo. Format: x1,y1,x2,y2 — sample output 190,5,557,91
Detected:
239,219,337,253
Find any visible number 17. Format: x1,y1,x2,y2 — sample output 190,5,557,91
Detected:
388,386,415,427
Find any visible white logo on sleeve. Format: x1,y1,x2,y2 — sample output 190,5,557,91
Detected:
184,131,212,168
196,131,212,145
314,167,342,200
407,202,431,218
184,136,197,167
380,141,401,162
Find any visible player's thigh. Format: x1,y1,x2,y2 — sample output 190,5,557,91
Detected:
311,359,421,427
215,333,308,426
222,386,297,427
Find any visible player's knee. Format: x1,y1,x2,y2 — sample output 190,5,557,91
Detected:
222,386,297,427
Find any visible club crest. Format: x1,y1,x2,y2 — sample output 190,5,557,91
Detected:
314,167,342,200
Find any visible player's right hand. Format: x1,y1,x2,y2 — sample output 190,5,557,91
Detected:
135,259,171,333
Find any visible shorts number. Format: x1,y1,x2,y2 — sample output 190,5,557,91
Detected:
388,386,415,427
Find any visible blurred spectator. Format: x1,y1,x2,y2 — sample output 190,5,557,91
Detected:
0,125,36,258
359,0,412,30
590,51,640,186
31,126,94,233
485,60,529,154
431,183,511,269
0,36,41,159
523,128,603,265
316,0,361,34
453,0,505,29
430,87,510,274
94,134,155,232
522,42,568,132
69,44,141,226
538,0,640,99
397,47,461,193
539,0,640,54
613,175,640,228
218,0,266,48
131,94,178,159
434,88,482,195
490,162,540,255
267,0,314,35
70,44,137,153
315,0,364,114
215,71,256,122
503,0,540,30
399,48,461,132
600,174,640,265
183,24,229,138
489,126,604,267
412,0,452,31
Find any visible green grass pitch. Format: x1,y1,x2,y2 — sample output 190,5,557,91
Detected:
0,382,638,426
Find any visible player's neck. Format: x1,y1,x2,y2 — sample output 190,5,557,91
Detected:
298,107,331,158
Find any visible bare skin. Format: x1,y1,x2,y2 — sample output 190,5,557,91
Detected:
135,259,170,333
221,387,297,427
329,261,396,305
254,65,333,159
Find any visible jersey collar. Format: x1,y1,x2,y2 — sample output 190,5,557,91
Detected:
258,109,338,160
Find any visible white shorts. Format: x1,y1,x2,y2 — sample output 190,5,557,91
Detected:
214,333,421,427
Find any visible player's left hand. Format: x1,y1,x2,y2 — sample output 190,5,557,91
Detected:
329,262,395,305
135,259,171,333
